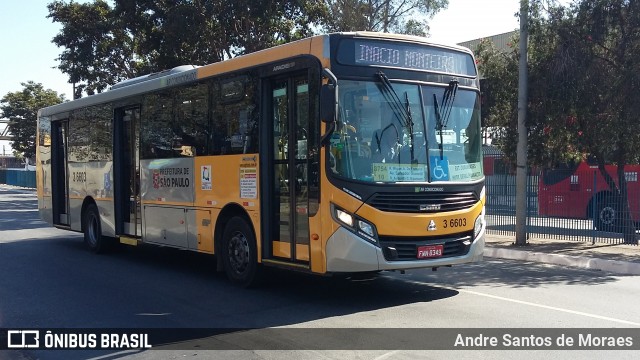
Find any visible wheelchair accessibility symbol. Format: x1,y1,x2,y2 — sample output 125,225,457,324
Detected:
430,156,450,181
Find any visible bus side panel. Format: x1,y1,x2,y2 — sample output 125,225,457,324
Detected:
193,155,260,256
188,208,214,253
67,160,86,232
143,205,189,248
626,167,640,221
87,160,116,238
140,157,194,247
538,178,590,219
538,163,640,221
140,158,195,205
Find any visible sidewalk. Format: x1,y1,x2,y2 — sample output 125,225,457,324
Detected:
484,233,640,275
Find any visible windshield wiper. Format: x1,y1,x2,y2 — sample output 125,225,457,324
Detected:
376,71,412,128
404,92,416,162
376,71,417,163
434,79,459,159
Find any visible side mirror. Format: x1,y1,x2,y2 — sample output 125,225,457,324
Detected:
320,84,336,123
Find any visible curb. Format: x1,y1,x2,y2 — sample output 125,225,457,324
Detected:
484,247,640,276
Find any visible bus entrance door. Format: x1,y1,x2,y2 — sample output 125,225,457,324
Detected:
113,106,141,239
51,120,69,226
267,74,312,265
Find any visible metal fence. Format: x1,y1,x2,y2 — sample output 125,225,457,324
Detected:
0,169,36,188
0,156,24,168
486,167,639,245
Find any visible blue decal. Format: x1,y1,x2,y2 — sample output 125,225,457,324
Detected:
104,172,111,191
430,156,449,181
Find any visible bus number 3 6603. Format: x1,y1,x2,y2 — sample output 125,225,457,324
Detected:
443,218,466,228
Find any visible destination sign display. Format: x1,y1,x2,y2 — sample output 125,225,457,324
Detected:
337,39,476,76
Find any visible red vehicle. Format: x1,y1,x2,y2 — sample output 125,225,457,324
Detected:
538,161,640,231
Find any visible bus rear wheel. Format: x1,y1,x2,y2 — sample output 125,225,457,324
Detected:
594,199,620,233
221,216,259,287
83,203,109,253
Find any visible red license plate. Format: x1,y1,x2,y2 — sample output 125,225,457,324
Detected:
417,244,444,259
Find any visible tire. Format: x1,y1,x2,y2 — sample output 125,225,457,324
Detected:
221,216,259,287
83,203,108,253
594,199,620,233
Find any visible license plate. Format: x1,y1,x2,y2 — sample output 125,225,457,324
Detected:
417,244,444,259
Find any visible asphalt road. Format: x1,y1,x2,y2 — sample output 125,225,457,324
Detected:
1,188,639,360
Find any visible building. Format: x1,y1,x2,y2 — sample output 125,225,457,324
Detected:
458,30,518,56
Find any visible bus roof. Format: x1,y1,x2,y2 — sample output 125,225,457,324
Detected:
38,32,474,118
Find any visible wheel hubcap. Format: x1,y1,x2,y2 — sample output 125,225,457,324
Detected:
228,231,249,274
600,206,615,225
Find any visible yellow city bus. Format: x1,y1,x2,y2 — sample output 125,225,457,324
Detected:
37,32,485,286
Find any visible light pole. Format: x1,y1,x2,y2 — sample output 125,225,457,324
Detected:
515,0,529,246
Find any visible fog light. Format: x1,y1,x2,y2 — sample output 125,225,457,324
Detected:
358,220,374,237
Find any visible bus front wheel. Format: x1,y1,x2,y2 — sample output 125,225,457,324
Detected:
83,203,108,253
221,216,259,287
594,199,620,233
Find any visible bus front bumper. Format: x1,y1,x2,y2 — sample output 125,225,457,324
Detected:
325,226,485,273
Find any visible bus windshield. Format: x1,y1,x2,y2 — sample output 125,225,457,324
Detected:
329,79,483,183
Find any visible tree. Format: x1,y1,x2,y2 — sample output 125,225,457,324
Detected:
476,0,640,242
543,0,640,243
324,0,448,36
474,38,520,165
47,0,138,98
0,82,65,159
48,0,328,98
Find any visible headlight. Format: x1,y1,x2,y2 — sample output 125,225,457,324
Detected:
474,213,484,238
331,204,378,243
335,208,353,227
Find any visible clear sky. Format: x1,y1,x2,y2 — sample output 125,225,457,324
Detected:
429,0,521,44
0,1,73,101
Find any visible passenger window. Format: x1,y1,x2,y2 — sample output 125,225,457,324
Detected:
141,91,173,159
174,83,209,156
211,74,258,155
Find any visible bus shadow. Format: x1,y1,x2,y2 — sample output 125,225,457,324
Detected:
406,258,624,290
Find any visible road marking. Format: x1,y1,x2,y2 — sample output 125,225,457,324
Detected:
87,350,140,359
431,282,640,326
136,313,172,316
396,276,640,326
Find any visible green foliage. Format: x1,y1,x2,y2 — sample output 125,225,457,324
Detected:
324,0,448,35
475,0,640,170
47,0,136,97
0,82,64,159
48,0,328,98
474,38,519,165
476,0,640,241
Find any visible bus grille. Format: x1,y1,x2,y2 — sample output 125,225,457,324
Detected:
366,191,478,213
379,233,472,261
